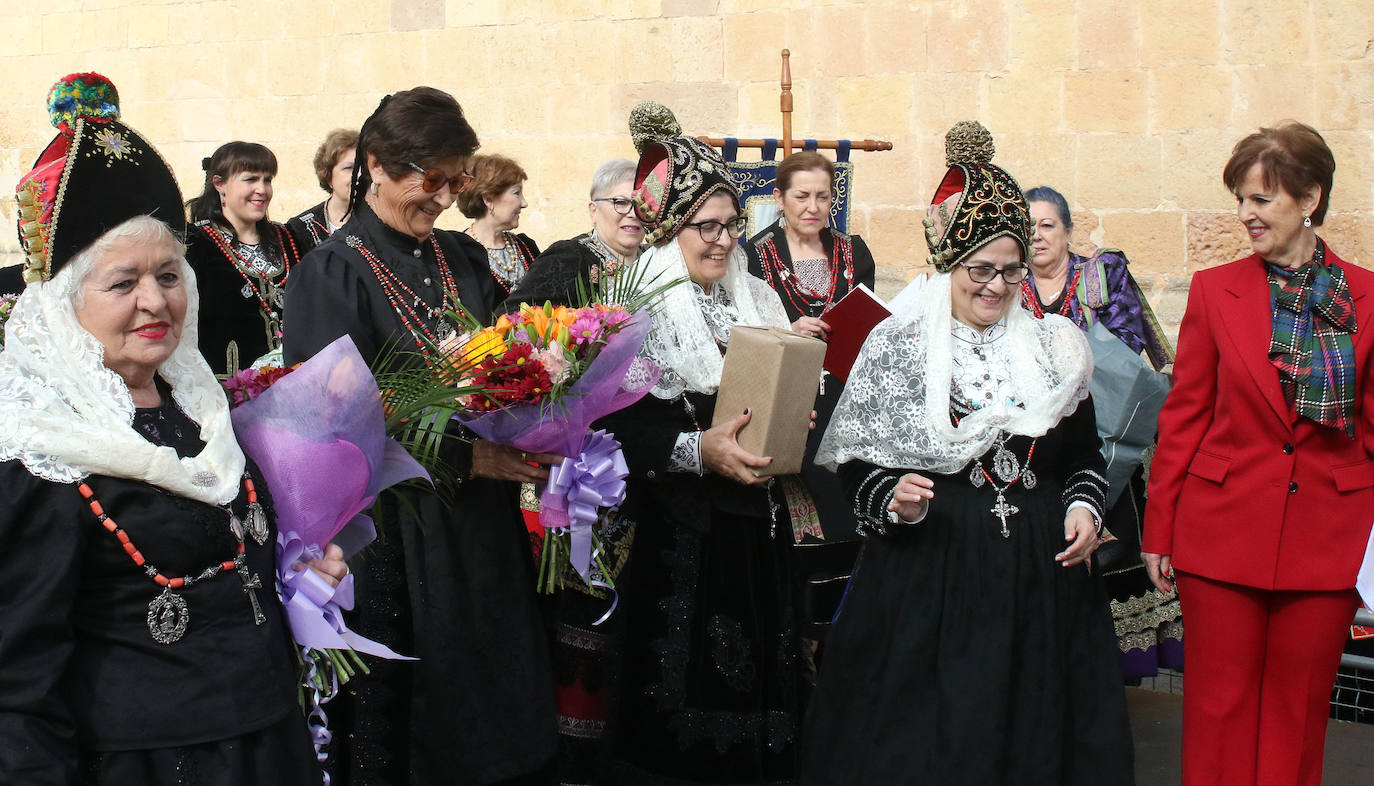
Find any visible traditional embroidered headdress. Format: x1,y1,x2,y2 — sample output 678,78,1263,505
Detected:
923,120,1033,272
628,100,683,155
2,74,245,507
631,136,739,246
15,72,185,285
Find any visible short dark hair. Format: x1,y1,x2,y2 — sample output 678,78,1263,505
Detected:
775,151,834,193
1024,186,1073,231
1222,121,1335,226
312,128,359,192
186,141,282,258
350,87,480,214
456,154,528,219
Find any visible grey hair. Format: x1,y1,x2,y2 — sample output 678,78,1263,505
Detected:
1024,186,1073,231
64,216,188,309
590,158,636,200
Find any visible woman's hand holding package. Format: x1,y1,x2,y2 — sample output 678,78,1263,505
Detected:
1055,507,1099,567
702,410,771,486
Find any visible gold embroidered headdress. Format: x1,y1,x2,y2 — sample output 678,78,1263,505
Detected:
15,72,185,285
923,121,1033,272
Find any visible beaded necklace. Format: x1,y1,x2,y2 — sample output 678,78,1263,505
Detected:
346,233,459,360
756,231,854,317
469,229,535,294
953,399,1037,538
78,472,269,644
1020,265,1082,320
200,224,299,344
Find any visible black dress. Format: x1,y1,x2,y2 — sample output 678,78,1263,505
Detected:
0,263,22,296
285,200,335,255
185,221,304,377
495,231,637,784
0,390,317,786
283,204,556,786
799,397,1134,785
501,232,624,313
744,225,875,644
597,390,802,786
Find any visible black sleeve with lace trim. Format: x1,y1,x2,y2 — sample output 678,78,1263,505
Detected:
836,460,907,537
1058,394,1108,531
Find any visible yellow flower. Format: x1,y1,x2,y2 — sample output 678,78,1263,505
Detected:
463,327,507,364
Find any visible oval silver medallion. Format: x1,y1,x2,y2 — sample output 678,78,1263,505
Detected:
147,587,189,644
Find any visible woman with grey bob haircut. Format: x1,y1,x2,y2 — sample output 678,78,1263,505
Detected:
502,157,647,310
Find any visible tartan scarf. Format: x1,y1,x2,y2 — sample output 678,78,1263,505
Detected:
1267,238,1358,437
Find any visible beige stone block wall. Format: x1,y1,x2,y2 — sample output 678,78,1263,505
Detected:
0,0,1370,340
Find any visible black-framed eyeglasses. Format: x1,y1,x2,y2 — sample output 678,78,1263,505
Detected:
959,262,1030,284
593,196,635,216
408,162,474,194
685,216,748,243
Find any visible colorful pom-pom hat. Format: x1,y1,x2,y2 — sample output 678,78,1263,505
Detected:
15,72,184,285
923,120,1033,273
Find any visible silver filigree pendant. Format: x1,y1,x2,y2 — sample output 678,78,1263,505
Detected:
147,586,189,644
992,444,1020,483
970,463,986,488
246,502,269,546
1022,467,1037,490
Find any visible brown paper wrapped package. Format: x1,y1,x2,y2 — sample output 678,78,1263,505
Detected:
711,326,827,477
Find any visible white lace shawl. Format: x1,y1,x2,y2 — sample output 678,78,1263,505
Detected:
636,238,791,398
0,260,246,505
815,272,1092,473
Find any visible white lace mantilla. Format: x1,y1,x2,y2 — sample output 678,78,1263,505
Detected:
634,239,790,399
0,257,246,505
816,272,1091,474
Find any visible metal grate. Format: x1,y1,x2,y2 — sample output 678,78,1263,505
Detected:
1330,608,1374,724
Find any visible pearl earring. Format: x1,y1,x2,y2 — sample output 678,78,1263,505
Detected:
1303,214,1312,228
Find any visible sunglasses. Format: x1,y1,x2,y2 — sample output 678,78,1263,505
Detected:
408,162,474,194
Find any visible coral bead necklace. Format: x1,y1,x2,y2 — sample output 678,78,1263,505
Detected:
77,472,269,644
347,233,459,361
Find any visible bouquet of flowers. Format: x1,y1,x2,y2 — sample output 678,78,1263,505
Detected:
443,301,660,597
0,293,18,348
225,336,426,767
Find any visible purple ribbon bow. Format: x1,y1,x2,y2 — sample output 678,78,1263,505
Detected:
539,430,628,579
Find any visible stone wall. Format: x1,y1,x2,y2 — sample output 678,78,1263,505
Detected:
1,0,1371,336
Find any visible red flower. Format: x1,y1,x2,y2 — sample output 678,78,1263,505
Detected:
465,343,553,412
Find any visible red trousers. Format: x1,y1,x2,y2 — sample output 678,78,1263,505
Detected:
1176,572,1358,786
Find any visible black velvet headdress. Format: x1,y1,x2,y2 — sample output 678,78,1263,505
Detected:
923,121,1032,272
15,73,184,285
631,136,739,246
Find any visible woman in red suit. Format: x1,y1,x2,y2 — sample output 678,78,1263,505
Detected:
1143,121,1374,786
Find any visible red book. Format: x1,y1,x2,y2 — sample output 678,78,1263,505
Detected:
822,284,891,383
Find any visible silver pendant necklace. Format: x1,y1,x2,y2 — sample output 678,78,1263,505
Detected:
969,431,1037,537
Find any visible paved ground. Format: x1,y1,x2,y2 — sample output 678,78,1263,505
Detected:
1128,688,1374,785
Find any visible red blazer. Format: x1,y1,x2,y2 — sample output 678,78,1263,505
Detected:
1143,250,1374,590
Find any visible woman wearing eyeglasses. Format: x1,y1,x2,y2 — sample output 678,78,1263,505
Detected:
454,153,541,297
283,87,557,786
592,133,804,784
503,158,643,310
800,123,1133,785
